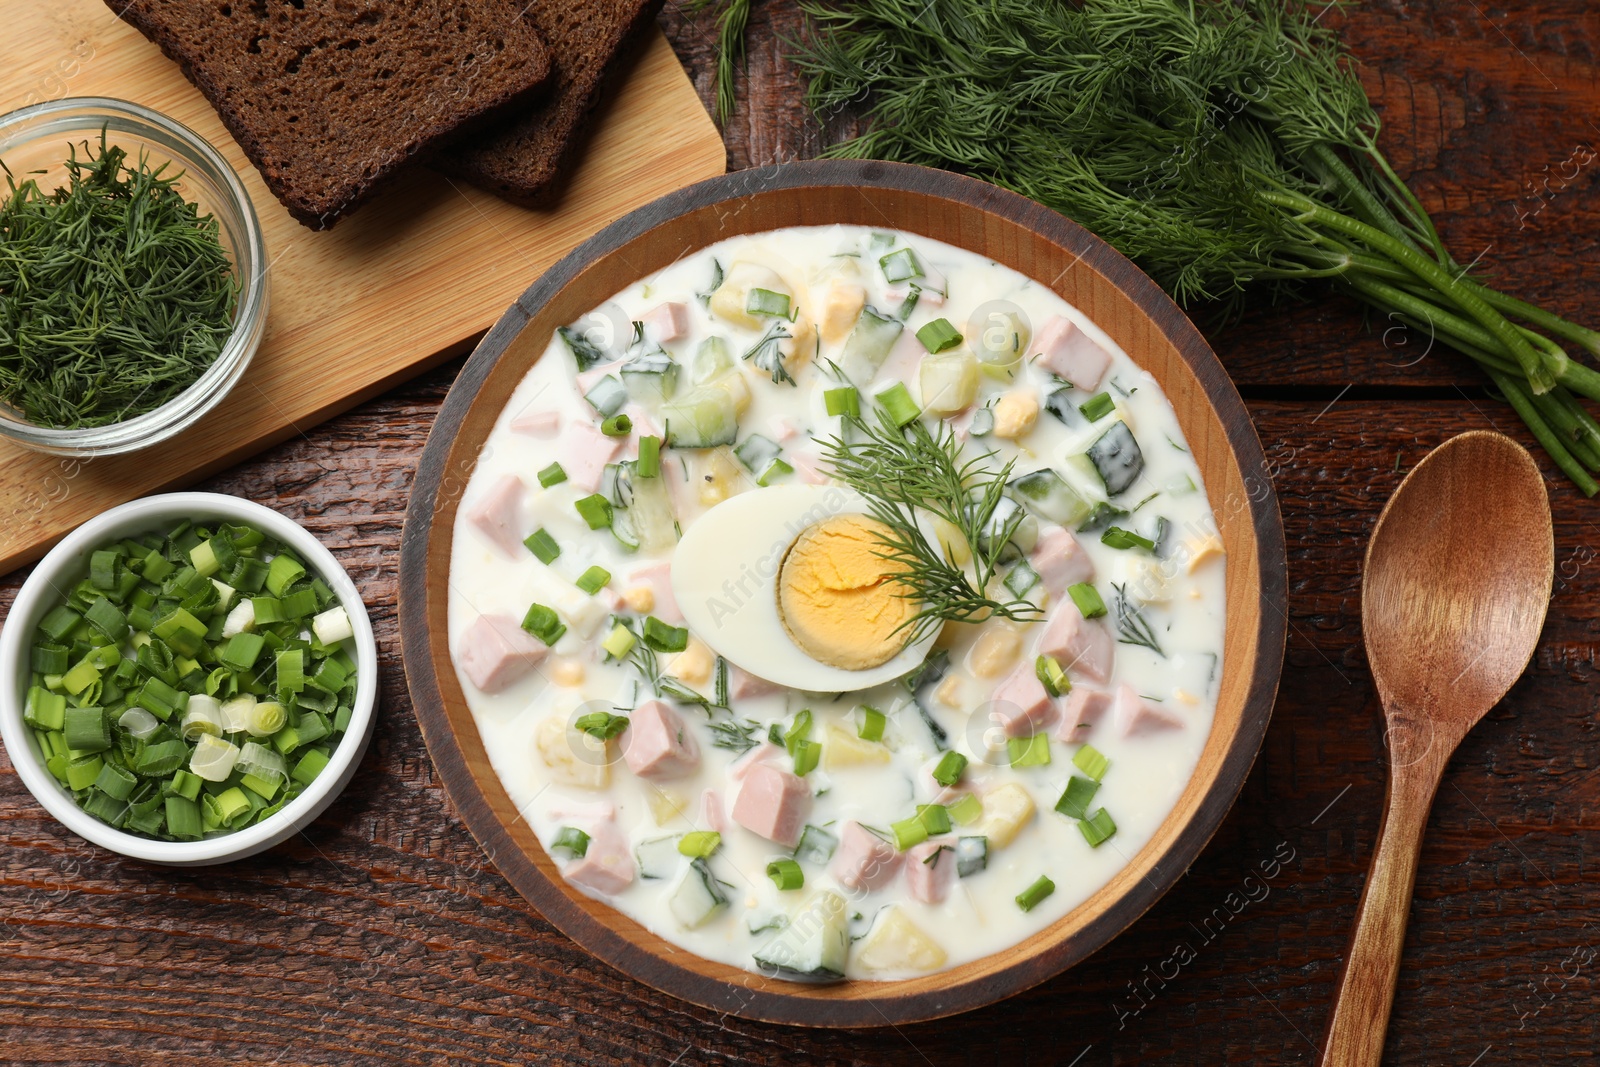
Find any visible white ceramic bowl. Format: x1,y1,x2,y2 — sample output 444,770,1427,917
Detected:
0,493,376,865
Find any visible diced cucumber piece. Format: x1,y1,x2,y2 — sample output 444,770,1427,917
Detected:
969,406,995,437
752,890,849,981
733,434,782,475
1077,500,1129,533
558,325,607,370
627,466,678,553
879,247,923,283
690,336,735,384
1042,387,1077,425
1151,516,1173,559
839,306,903,386
793,823,838,865
636,835,682,880
621,351,680,403
970,496,1036,558
1004,560,1040,598
610,509,641,553
584,375,628,416
662,387,739,448
1009,469,1092,526
747,288,792,318
955,836,988,878
1085,421,1146,496
668,857,728,929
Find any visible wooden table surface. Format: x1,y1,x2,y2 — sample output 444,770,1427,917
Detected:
4,2,1599,1063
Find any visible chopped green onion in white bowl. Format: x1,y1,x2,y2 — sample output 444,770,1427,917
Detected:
0,492,377,865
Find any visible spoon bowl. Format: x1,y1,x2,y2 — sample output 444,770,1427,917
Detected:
1322,430,1553,1065
1363,430,1554,731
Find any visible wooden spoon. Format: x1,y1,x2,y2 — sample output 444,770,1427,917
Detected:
1320,430,1553,1065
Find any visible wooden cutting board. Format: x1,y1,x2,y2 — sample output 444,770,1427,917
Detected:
0,0,725,575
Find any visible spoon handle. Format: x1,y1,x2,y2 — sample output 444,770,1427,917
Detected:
1319,758,1445,1066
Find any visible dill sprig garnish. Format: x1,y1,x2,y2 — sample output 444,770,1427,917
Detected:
707,718,762,753
790,0,1600,495
620,627,758,745
1111,582,1164,656
821,409,1043,640
0,131,236,429
683,0,753,124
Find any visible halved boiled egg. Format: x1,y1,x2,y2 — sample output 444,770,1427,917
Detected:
671,484,941,692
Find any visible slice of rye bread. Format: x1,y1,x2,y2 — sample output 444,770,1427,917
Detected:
433,0,663,207
106,0,554,229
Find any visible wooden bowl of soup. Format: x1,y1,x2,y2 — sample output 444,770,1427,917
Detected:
398,160,1286,1026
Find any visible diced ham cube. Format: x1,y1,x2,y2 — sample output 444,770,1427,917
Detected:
559,419,624,493
562,818,635,896
989,663,1061,738
1030,525,1094,596
627,561,682,624
1057,687,1112,741
771,417,801,443
731,763,811,847
1112,682,1182,737
641,302,690,345
548,799,616,823
1038,605,1115,683
455,614,549,693
622,700,701,779
829,821,902,892
1035,315,1112,391
789,452,830,486
466,474,529,558
729,666,782,701
905,840,957,904
728,742,783,780
510,408,562,437
701,788,726,833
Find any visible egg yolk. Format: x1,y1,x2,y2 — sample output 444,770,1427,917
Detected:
777,515,917,670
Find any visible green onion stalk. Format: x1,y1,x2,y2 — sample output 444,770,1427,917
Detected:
791,0,1600,494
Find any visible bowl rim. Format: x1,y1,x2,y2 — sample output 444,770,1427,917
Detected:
0,492,377,865
0,97,269,454
398,158,1287,1025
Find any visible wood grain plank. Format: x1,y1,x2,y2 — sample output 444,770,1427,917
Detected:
0,0,725,574
4,374,1599,1063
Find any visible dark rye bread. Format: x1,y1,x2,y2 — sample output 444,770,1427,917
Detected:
107,0,554,229
433,0,663,206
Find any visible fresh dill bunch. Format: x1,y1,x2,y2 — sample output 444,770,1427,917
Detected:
0,130,236,429
821,408,1043,640
682,0,754,124
792,0,1600,495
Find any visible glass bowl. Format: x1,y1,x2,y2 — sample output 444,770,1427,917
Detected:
0,98,268,456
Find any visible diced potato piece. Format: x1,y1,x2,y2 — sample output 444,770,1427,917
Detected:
696,446,747,505
992,389,1039,439
710,262,791,330
822,721,891,770
856,907,948,973
550,658,585,687
979,782,1036,848
1118,556,1172,604
820,279,867,345
648,787,691,825
534,714,610,789
668,638,715,686
968,625,1023,679
934,673,968,710
622,585,655,613
1185,533,1225,573
918,349,979,416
